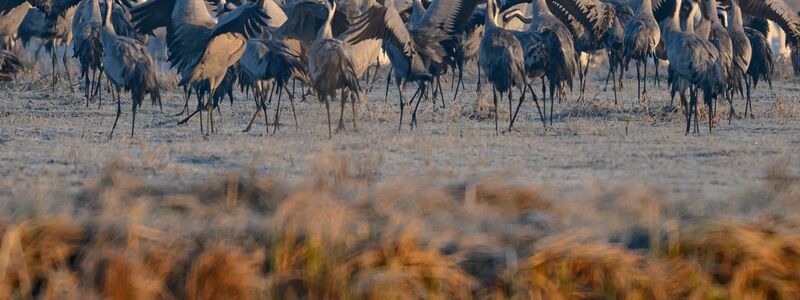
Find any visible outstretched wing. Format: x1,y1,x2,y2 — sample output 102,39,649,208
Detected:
210,0,270,39
547,0,616,40
344,3,416,59
130,0,174,35
723,0,800,48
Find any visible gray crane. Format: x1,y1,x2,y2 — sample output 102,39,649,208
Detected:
101,0,160,138
623,0,659,111
0,48,22,81
309,0,360,137
239,38,307,134
743,16,772,118
345,0,481,129
16,6,76,90
702,0,732,125
177,0,271,134
72,0,102,105
726,0,751,123
527,0,576,125
664,0,723,134
480,0,526,133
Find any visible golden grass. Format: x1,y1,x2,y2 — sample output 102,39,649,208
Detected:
2,158,800,299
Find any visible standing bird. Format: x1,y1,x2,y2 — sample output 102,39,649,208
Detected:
528,0,577,125
480,0,526,133
101,0,160,138
726,0,751,123
0,49,22,81
239,38,307,134
309,0,360,137
664,0,723,134
703,0,732,126
623,0,660,112
743,17,773,118
72,0,103,106
177,0,271,133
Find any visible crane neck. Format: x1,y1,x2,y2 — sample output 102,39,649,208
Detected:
485,0,498,28
639,0,653,15
317,1,335,40
89,0,101,21
411,0,425,23
216,0,227,18
530,0,552,17
729,0,744,30
685,2,698,33
705,0,720,23
102,0,116,35
667,0,682,34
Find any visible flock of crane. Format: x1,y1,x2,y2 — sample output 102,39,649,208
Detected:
0,0,799,138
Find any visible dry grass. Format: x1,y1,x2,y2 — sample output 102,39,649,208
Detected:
0,156,798,299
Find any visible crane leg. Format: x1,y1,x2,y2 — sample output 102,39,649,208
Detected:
611,66,618,105
62,47,74,93
492,85,498,134
510,85,525,131
243,88,261,133
320,95,331,138
643,58,649,115
452,67,463,105
131,95,137,138
384,65,393,103
109,88,122,140
437,76,445,109
636,61,641,101
410,84,426,130
273,84,284,134
283,85,300,129
653,55,661,87
336,89,346,133
745,77,752,119
549,82,555,126
51,49,58,91
352,90,359,131
525,84,545,130
207,88,216,134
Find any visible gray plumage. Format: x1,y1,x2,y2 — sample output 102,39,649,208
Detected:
480,0,526,133
101,0,160,138
239,38,307,133
623,0,660,106
309,0,360,137
727,0,751,119
665,0,723,134
72,0,102,104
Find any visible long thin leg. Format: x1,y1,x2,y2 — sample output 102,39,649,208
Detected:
351,89,358,131
510,85,526,130
243,89,261,132
745,77,752,119
131,95,137,137
653,55,660,87
273,84,283,134
636,61,641,100
337,89,346,132
62,47,74,93
51,49,58,91
262,84,271,134
452,67,463,104
492,85,499,134
283,85,299,129
643,57,649,115
549,82,556,126
384,66,393,103
410,84,426,130
437,76,445,109
324,95,332,138
109,88,122,140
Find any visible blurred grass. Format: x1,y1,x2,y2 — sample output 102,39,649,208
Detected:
1,156,799,299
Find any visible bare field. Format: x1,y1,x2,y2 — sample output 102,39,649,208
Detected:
2,62,800,202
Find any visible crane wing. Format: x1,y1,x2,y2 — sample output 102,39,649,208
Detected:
547,0,616,40
724,0,800,49
210,0,270,39
344,3,417,59
130,0,174,35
